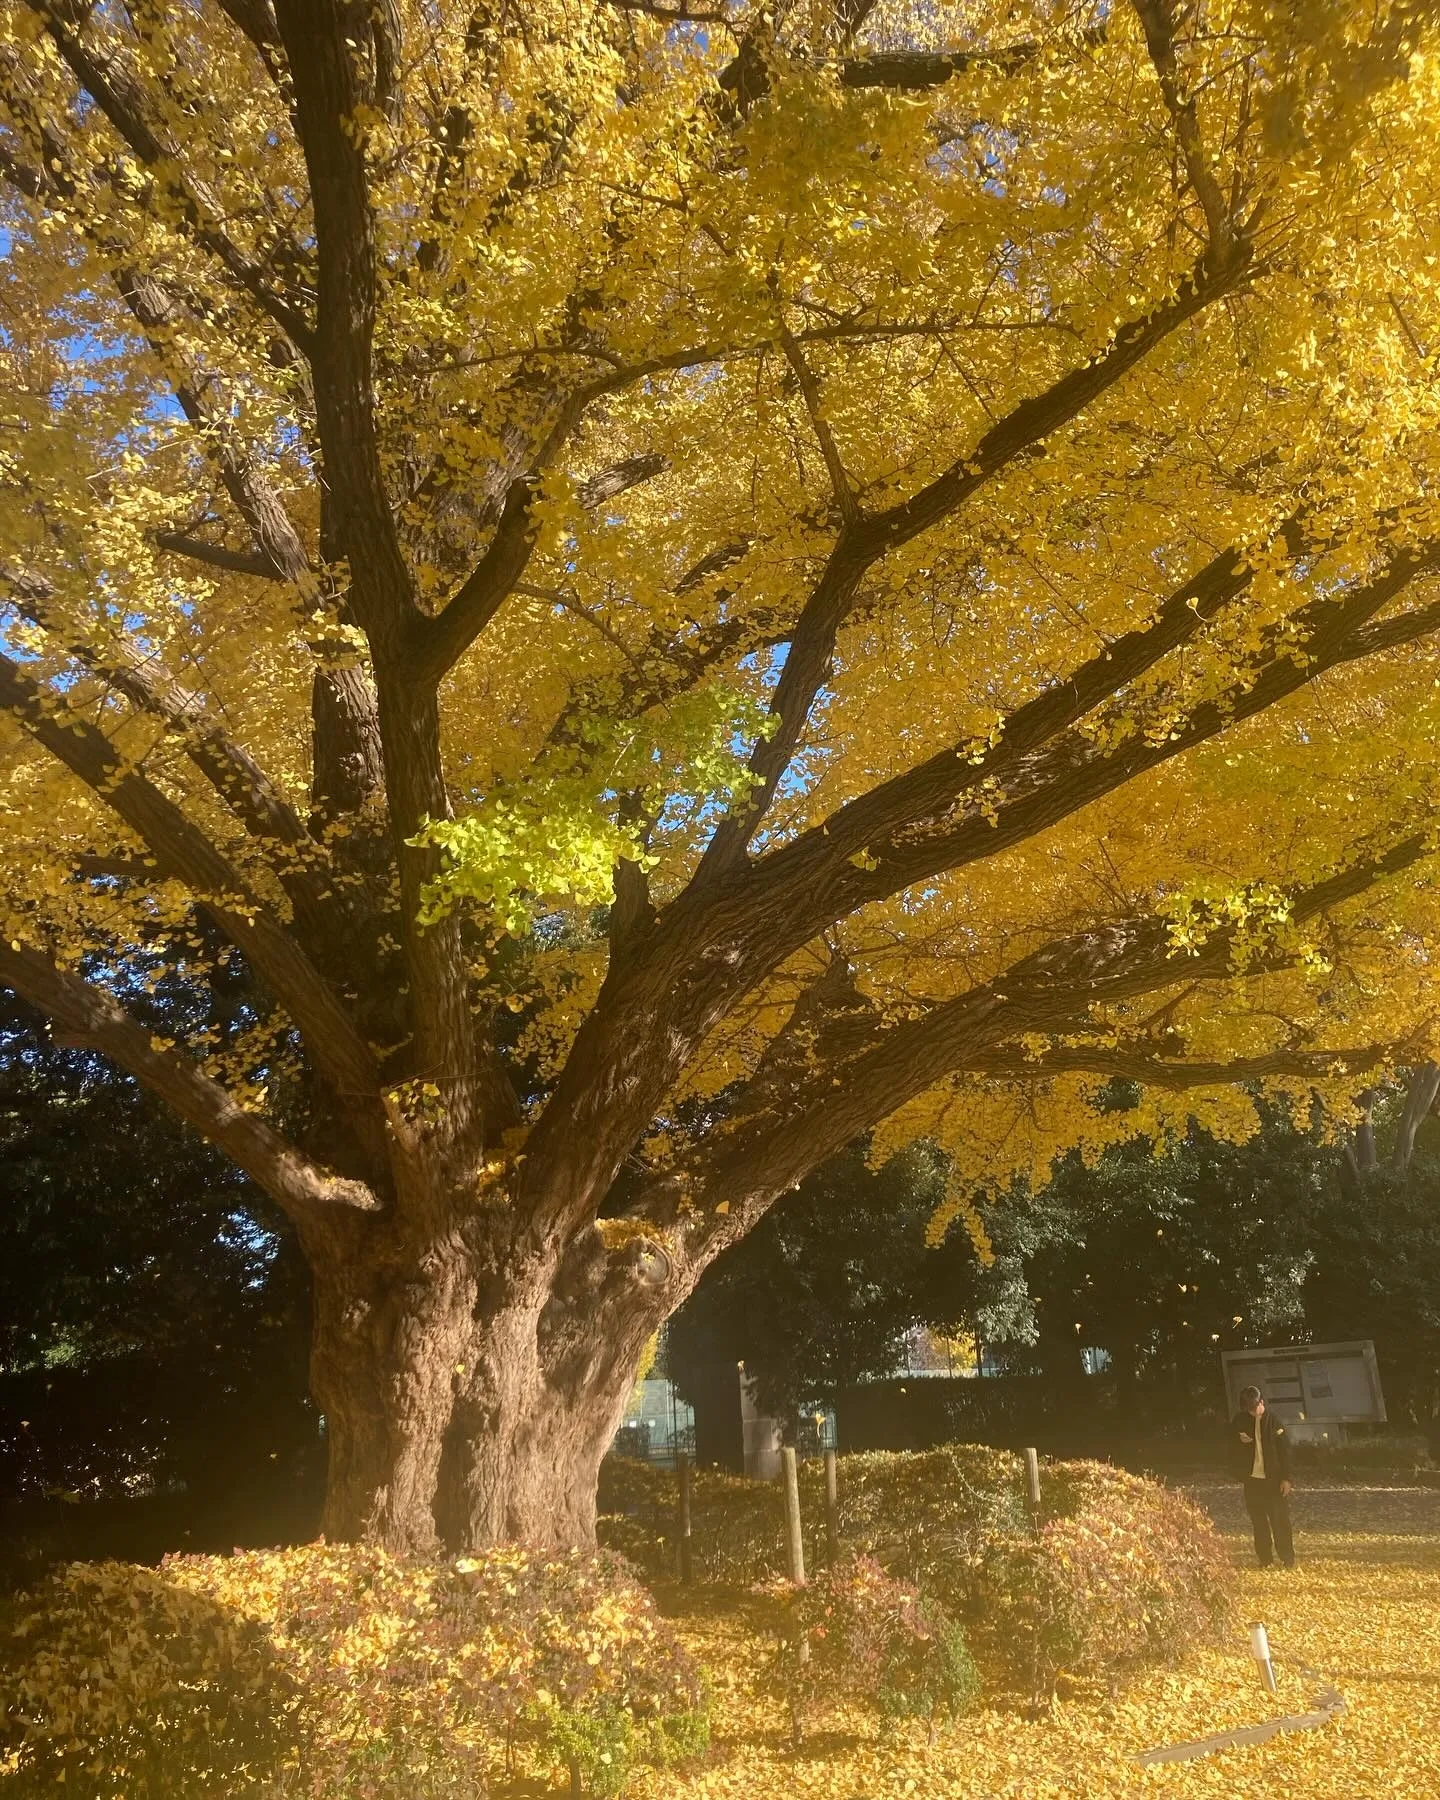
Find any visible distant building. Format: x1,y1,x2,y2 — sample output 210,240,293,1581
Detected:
612,1376,694,1468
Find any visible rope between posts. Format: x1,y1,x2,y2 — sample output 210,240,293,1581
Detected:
1133,1647,1346,1767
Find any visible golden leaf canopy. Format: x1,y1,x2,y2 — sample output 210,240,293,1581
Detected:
3,0,1440,1213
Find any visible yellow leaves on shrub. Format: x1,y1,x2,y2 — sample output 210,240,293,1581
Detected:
0,1543,705,1798
600,1447,1234,1698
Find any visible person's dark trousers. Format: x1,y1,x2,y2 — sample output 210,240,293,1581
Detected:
1243,1477,1294,1567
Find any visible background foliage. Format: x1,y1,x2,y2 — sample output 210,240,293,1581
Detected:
669,1093,1440,1444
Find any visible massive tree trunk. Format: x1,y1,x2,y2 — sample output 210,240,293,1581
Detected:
302,1203,665,1553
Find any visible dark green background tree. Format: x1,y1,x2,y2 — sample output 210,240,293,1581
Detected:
0,987,316,1551
669,1092,1440,1445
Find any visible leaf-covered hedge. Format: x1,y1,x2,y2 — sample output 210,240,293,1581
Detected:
759,1552,979,1743
599,1446,1232,1690
980,1465,1234,1691
598,1444,1033,1592
0,1543,707,1798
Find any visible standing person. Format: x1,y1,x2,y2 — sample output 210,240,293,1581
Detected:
1230,1384,1295,1568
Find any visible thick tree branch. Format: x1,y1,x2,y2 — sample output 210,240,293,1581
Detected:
0,937,378,1217
719,17,1107,110
676,536,755,594
520,530,1440,1244
414,4,498,277
3,566,310,857
272,0,418,653
405,396,653,685
407,474,543,685
779,533,1261,867
546,605,787,757
836,25,1108,90
153,532,283,582
72,852,162,883
407,424,669,688
26,1,313,346
608,852,656,963
110,269,386,825
275,0,477,1117
395,310,1064,625
1131,0,1237,266
1,562,372,966
0,136,323,606
0,649,382,1111
857,557,1440,901
1391,1061,1440,1170
731,536,1440,970
616,567,1440,1173
576,453,668,513
860,252,1251,562
399,303,1055,615
720,955,876,1126
1342,1087,1379,1195
599,0,730,20
676,825,1438,1252
779,324,858,524
0,136,45,198
113,271,314,586
699,246,1252,874
0,116,320,605
957,1043,1406,1089
213,0,287,86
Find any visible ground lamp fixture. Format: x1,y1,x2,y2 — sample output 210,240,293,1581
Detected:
1249,1622,1277,1695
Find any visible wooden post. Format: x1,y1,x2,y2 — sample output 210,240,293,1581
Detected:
823,1448,839,1566
782,1445,809,1671
1024,1445,1041,1516
677,1452,694,1585
782,1446,806,1585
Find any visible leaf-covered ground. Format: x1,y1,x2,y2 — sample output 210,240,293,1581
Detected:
624,1481,1440,1799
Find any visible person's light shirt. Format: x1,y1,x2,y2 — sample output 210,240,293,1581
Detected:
1251,1423,1266,1480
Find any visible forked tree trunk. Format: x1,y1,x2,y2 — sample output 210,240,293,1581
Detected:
304,1213,657,1554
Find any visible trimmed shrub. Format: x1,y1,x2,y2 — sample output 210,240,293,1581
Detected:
760,1554,978,1744
809,1446,1032,1615
0,1560,290,1796
1289,1432,1433,1473
599,1458,784,1584
980,1466,1234,1695
598,1445,1031,1591
0,1544,707,1798
599,1447,1233,1694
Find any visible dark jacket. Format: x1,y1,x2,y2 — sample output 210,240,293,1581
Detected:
1229,1407,1292,1483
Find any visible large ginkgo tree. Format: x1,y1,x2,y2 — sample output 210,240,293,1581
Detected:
3,0,1440,1549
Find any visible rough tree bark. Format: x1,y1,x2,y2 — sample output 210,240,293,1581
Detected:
296,1190,672,1552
